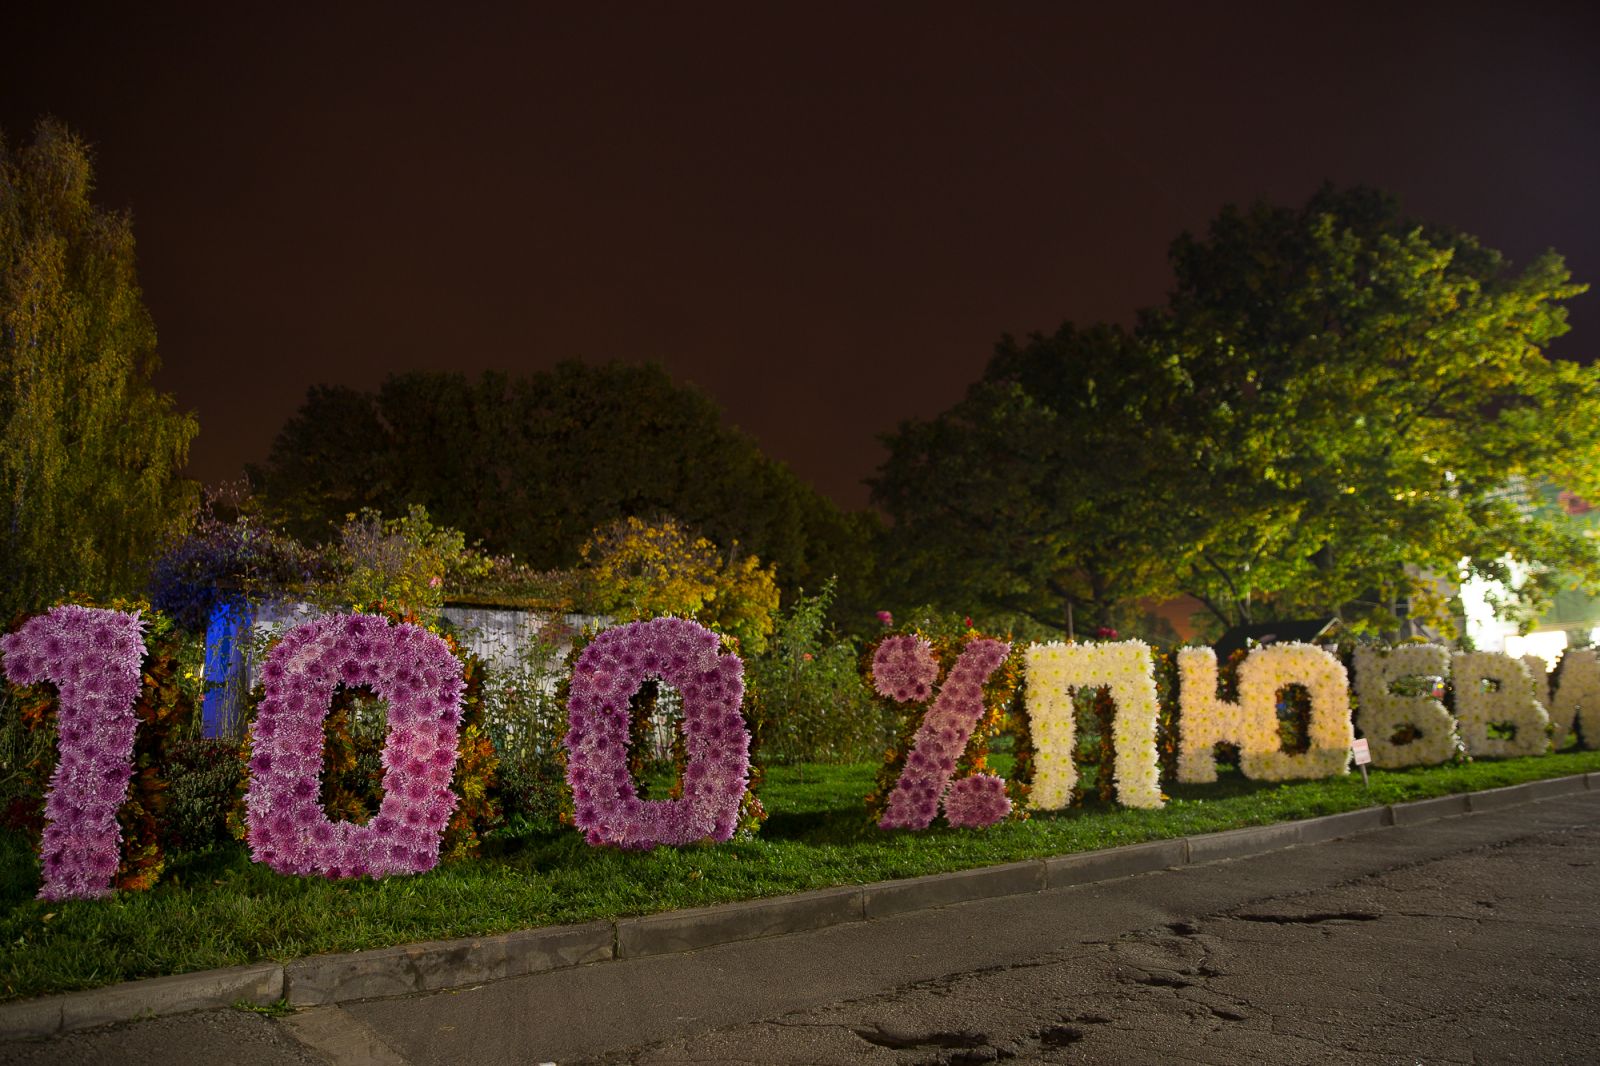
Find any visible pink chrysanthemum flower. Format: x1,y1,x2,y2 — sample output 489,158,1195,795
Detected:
244,613,464,879
872,635,940,703
0,606,147,901
565,618,749,850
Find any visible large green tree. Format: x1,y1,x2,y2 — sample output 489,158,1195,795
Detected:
0,120,198,618
875,186,1600,637
871,323,1186,634
1149,185,1600,631
251,361,878,616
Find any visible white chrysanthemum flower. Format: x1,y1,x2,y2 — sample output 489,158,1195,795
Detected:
1025,641,1163,811
1351,644,1457,768
1451,651,1550,758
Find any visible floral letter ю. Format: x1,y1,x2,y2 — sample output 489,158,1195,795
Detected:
1025,640,1164,810
1178,643,1354,782
565,617,750,848
873,635,1013,829
0,606,146,901
245,613,465,878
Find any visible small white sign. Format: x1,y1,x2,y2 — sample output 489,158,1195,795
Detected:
1351,738,1372,766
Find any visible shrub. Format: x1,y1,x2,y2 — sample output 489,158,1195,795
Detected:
745,581,884,764
161,739,246,853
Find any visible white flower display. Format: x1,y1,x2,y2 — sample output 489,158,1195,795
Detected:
1350,644,1459,768
1176,647,1236,784
1450,651,1550,758
1239,643,1355,780
1177,643,1353,782
1025,640,1164,810
1535,649,1600,750
1523,655,1552,709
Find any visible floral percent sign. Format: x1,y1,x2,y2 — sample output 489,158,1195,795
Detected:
872,634,1014,829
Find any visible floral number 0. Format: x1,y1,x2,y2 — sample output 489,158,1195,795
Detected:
565,618,750,849
245,614,465,878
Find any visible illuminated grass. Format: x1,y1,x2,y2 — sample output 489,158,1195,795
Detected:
2,749,1598,1002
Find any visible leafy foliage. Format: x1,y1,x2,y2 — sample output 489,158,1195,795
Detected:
872,324,1184,635
743,580,883,765
0,120,198,619
147,483,314,631
319,505,491,626
579,515,780,654
250,362,878,622
875,185,1600,636
1147,184,1600,631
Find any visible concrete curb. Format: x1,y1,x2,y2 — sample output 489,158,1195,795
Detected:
617,886,863,959
1391,793,1470,825
1044,837,1187,889
863,860,1044,920
283,921,614,1006
3,771,1595,1038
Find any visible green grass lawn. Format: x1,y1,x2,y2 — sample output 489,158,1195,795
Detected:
3,749,1598,1002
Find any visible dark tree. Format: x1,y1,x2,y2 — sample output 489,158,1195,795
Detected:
252,361,878,616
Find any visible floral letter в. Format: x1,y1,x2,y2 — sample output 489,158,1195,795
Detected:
566,617,749,848
245,613,465,878
1450,652,1550,759
0,606,147,900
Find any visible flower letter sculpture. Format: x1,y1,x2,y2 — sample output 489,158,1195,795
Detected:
875,635,1013,829
1351,644,1459,768
1026,640,1164,810
1178,643,1353,783
245,613,464,878
1450,651,1551,758
1538,649,1600,750
0,606,146,900
566,617,749,848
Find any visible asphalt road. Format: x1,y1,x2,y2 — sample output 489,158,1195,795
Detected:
4,792,1598,1065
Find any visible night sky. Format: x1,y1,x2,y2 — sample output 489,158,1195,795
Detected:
4,2,1597,511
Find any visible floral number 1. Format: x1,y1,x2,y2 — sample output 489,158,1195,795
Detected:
874,635,1012,830
0,606,147,900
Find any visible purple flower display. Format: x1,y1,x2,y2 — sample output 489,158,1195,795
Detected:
871,635,940,702
0,606,147,901
942,773,1012,828
566,617,749,849
244,613,464,879
876,637,1011,830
